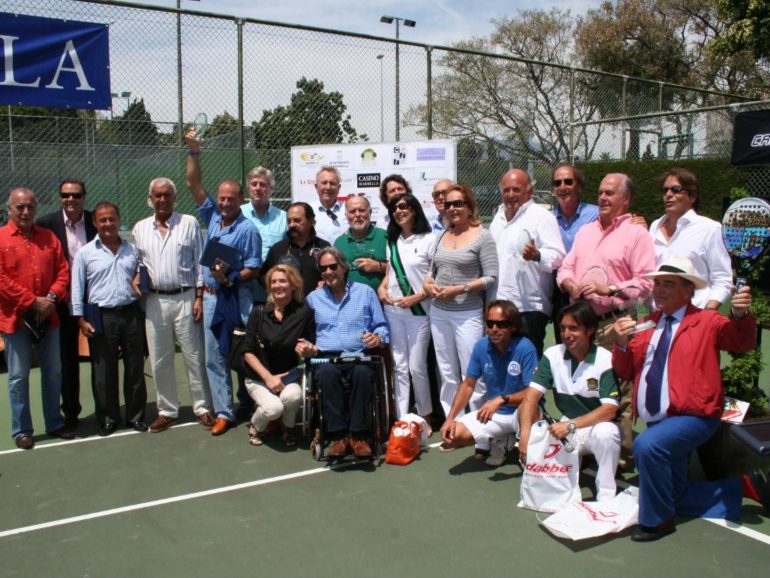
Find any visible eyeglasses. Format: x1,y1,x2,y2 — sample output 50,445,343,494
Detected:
319,263,339,272
60,192,84,200
662,185,686,194
393,202,411,212
432,189,448,198
485,319,513,329
552,178,575,187
444,200,467,209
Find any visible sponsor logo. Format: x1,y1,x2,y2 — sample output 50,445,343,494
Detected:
416,147,446,161
508,360,521,376
299,151,325,163
357,173,381,188
575,502,619,523
360,148,377,164
586,377,598,391
751,134,770,147
393,146,407,165
524,462,574,474
543,443,561,459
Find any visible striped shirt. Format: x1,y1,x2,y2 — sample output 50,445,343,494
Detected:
430,228,498,312
132,212,204,291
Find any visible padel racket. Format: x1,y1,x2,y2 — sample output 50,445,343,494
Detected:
722,197,770,289
192,112,208,139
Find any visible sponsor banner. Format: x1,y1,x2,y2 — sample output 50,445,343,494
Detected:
0,13,110,110
732,109,770,166
291,140,456,223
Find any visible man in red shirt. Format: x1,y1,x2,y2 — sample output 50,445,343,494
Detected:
0,188,73,449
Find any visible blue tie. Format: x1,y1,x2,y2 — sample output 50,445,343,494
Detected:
645,315,675,416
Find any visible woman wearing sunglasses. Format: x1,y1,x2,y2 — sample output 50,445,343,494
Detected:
424,184,498,436
378,194,436,421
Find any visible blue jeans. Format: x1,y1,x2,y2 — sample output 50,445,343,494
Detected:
3,326,64,439
202,291,251,422
634,415,742,526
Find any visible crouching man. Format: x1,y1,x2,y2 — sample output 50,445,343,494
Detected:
439,300,538,466
518,301,621,502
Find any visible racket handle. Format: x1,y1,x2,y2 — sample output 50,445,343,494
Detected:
736,277,746,291
541,409,575,453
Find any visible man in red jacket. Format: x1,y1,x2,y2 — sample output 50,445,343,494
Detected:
613,256,769,541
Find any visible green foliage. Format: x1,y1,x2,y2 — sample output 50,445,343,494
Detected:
205,111,240,140
96,98,160,146
712,0,770,61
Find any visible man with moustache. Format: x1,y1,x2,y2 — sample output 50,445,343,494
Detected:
262,202,330,297
333,196,388,291
314,166,348,244
37,179,97,429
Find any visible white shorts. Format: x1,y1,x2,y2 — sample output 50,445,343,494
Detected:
457,409,520,451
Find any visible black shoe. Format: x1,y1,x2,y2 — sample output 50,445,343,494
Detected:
748,469,770,514
631,522,676,542
128,421,149,433
99,423,118,437
14,434,34,450
64,417,79,430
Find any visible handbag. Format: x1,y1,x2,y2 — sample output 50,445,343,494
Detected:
385,420,424,465
518,420,581,513
227,306,264,380
542,487,639,541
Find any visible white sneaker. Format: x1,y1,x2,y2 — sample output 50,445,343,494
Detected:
486,436,509,467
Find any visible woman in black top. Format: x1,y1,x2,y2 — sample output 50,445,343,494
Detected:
243,264,316,447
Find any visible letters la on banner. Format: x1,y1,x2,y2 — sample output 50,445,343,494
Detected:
0,13,110,110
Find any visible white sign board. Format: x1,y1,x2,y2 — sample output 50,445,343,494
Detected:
291,140,457,224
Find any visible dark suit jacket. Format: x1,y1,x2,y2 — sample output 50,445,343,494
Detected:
37,209,97,263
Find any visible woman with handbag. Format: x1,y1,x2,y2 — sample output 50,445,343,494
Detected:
377,194,436,421
241,264,316,447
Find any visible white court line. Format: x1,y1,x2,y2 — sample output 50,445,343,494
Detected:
0,461,355,539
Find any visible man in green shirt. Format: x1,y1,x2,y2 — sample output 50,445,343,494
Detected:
334,196,387,291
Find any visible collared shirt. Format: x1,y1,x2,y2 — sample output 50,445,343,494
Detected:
239,202,288,260
552,201,599,253
314,201,348,244
531,343,620,419
466,335,538,415
649,209,732,308
262,235,330,297
333,224,388,291
197,196,262,290
62,209,88,268
243,301,316,375
430,214,445,233
636,305,686,422
0,222,69,333
557,213,655,315
306,280,389,352
132,212,204,291
71,237,140,315
493,200,565,315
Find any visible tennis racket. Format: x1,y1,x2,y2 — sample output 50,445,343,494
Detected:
722,197,770,290
193,112,208,138
512,228,533,259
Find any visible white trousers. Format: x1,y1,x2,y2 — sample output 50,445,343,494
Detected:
429,306,485,417
385,306,432,418
245,379,302,431
458,409,520,451
145,292,212,417
575,421,621,502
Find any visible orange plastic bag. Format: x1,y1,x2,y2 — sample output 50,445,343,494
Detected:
385,420,423,465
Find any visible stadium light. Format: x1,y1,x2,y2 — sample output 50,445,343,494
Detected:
381,15,416,141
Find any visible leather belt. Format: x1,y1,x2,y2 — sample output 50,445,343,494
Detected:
100,302,138,313
150,287,191,295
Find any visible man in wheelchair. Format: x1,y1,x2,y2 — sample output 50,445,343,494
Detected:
306,247,389,458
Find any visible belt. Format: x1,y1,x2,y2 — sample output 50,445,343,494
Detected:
203,285,218,296
150,286,191,295
597,308,625,321
100,302,138,313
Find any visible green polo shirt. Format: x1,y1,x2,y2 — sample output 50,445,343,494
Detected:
334,224,387,290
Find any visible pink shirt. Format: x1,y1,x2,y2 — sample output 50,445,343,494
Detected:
556,213,655,315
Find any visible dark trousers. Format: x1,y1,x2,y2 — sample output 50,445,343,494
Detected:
520,311,550,359
315,361,374,437
57,304,83,423
89,304,147,427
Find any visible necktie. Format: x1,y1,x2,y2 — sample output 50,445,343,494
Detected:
326,209,338,222
645,315,674,416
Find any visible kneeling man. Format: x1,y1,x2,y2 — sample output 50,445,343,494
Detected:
519,301,621,502
439,300,538,467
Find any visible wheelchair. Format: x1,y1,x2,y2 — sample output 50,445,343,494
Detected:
301,353,392,462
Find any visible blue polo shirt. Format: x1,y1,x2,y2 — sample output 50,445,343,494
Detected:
466,335,538,415
198,196,262,290
240,202,287,301
552,201,599,253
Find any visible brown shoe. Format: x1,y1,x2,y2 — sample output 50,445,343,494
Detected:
196,412,216,429
149,414,177,433
327,437,350,457
48,427,75,440
350,438,372,458
15,434,34,450
211,418,234,436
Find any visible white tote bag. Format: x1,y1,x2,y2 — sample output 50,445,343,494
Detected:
518,420,581,513
542,487,639,541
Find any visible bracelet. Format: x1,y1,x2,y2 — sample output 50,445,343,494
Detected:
188,149,199,156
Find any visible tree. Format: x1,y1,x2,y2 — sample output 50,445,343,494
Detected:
205,111,240,140
96,98,160,147
712,0,770,62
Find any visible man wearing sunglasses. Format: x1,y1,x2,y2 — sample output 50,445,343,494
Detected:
38,179,97,430
430,179,453,233
439,300,538,467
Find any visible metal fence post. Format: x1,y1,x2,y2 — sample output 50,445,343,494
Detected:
426,46,433,140
237,18,245,184
569,67,575,163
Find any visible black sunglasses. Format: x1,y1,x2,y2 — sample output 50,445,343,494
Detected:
393,202,411,212
445,199,467,209
662,185,686,194
60,192,84,199
432,189,448,198
485,319,513,329
319,263,339,272
552,178,575,187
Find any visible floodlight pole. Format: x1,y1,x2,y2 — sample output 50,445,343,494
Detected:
377,55,384,142
177,0,200,146
381,16,415,142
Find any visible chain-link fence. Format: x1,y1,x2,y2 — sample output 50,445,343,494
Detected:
0,0,761,226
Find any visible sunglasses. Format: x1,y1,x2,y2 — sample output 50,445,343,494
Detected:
662,185,686,194
393,202,412,212
432,189,448,199
485,319,513,329
444,199,467,209
319,263,339,272
552,178,575,187
60,192,84,199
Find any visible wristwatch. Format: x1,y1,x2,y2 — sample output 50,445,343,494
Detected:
608,284,618,296
47,292,57,303
462,283,471,293
567,421,577,434
499,394,507,406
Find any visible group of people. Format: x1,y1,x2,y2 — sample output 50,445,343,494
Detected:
2,128,769,541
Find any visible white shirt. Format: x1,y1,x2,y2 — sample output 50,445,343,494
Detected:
649,209,733,308
132,212,204,291
314,200,348,244
384,232,436,314
63,210,88,268
493,201,565,315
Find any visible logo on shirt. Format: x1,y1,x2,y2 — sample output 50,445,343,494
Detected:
587,378,598,391
508,361,521,376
